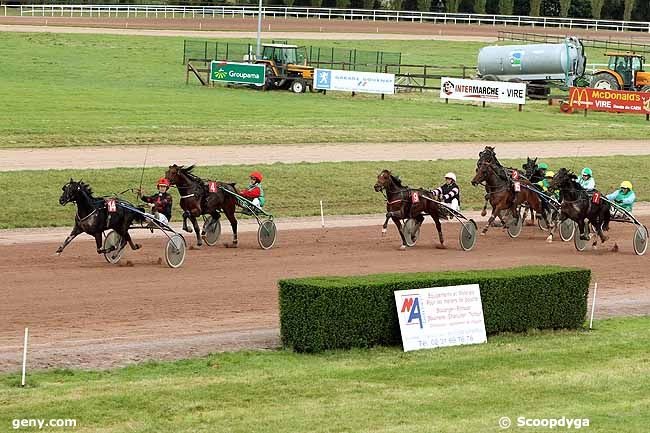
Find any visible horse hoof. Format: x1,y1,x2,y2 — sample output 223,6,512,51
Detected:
480,210,487,217
184,227,193,234
611,243,619,253
546,235,553,243
480,232,486,236
435,244,447,250
399,245,406,250
381,228,387,235
134,244,142,250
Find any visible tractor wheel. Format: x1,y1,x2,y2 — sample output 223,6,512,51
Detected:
640,85,650,93
290,79,306,94
590,73,620,90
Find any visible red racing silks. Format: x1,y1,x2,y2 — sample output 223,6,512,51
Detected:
106,198,117,213
208,181,217,193
412,192,420,203
592,192,601,204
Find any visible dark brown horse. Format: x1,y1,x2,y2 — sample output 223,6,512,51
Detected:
374,170,445,249
165,164,238,247
471,160,550,235
550,168,610,247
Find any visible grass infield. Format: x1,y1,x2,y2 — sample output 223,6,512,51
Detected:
0,316,649,432
0,32,643,148
1,155,648,229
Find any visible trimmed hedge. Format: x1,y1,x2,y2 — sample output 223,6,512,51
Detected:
279,266,590,353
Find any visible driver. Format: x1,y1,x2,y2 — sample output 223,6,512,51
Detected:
139,178,173,225
431,172,460,211
238,171,265,208
607,181,636,212
577,167,596,191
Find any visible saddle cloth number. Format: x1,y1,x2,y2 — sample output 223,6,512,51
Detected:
208,181,217,193
512,170,519,180
514,181,521,192
106,198,117,213
411,192,420,203
592,192,601,204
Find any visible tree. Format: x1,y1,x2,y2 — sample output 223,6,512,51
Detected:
590,0,605,18
390,0,404,9
623,0,635,20
474,0,487,12
446,0,462,11
499,0,514,14
335,0,351,7
559,0,571,16
417,0,433,11
529,0,543,15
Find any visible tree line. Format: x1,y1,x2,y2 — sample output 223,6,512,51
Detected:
7,0,649,21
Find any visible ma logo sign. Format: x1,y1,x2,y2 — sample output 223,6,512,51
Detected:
401,296,423,329
214,68,227,79
317,70,332,89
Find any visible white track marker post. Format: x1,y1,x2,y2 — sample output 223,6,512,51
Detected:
320,200,325,228
21,327,29,387
589,283,598,330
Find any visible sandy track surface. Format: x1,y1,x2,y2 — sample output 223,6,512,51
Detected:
2,16,650,41
1,217,649,372
2,140,649,171
0,23,496,41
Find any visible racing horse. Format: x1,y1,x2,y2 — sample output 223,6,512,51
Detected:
549,168,610,247
471,160,550,235
520,156,545,226
165,164,238,247
56,179,145,255
374,170,445,249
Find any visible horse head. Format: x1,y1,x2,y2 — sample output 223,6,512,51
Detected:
59,179,92,206
522,157,538,179
478,146,499,168
374,169,392,192
549,167,575,192
471,161,492,186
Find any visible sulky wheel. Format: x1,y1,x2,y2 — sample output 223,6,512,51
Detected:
103,230,126,264
507,211,524,239
402,219,420,247
459,219,478,252
202,216,222,246
165,233,186,268
559,219,575,242
633,225,648,256
258,219,277,250
574,222,590,252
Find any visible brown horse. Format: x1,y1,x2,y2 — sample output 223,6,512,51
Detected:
165,164,239,247
471,160,549,235
374,170,445,249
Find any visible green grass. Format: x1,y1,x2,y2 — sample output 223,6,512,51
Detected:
1,155,647,229
0,32,644,148
1,316,649,433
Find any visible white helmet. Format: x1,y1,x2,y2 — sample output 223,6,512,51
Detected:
444,172,457,182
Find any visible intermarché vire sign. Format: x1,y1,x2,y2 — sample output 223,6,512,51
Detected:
210,61,265,86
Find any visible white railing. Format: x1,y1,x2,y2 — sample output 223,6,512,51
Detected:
5,4,650,33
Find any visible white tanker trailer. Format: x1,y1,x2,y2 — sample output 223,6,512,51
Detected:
477,37,586,97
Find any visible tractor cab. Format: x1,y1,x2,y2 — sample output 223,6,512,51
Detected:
591,52,650,91
259,44,306,66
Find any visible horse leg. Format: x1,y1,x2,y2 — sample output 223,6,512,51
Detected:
577,219,589,241
124,231,141,251
182,210,192,233
433,217,445,249
392,216,407,250
202,211,220,237
224,206,238,247
482,207,499,235
190,215,203,246
382,215,390,235
56,225,82,255
481,198,488,217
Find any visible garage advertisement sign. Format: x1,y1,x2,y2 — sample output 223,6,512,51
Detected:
440,77,526,104
314,68,395,94
569,87,650,114
394,284,487,352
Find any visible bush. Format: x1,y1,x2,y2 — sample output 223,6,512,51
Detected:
279,266,590,352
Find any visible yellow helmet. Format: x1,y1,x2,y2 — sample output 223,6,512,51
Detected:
620,180,633,190
545,171,555,178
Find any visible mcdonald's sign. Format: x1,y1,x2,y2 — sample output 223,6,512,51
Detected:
569,87,650,115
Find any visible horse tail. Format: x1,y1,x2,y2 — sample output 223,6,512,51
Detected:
602,203,611,231
133,207,147,223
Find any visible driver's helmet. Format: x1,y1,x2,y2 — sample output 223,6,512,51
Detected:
538,163,549,170
157,178,170,188
444,172,457,182
620,180,633,190
249,171,263,183
581,167,592,177
545,171,555,179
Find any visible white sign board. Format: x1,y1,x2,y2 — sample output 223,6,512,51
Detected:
314,68,395,94
394,284,487,352
440,77,526,105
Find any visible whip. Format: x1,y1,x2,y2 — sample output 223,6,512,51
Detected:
138,144,151,196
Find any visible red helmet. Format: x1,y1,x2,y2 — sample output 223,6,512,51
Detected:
249,171,263,182
157,178,170,187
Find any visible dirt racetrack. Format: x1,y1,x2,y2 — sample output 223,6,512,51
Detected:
1,218,649,372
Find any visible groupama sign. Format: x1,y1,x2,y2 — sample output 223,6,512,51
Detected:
210,61,265,86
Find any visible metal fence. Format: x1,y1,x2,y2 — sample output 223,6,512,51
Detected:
7,4,650,33
499,31,650,55
183,39,401,73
